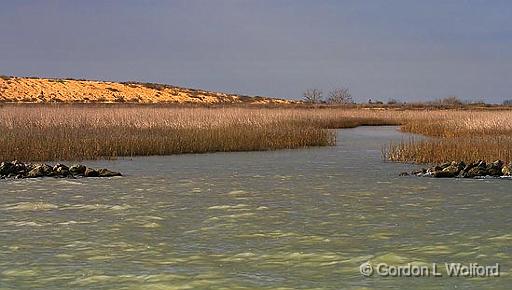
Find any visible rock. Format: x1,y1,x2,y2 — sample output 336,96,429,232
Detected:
411,168,426,175
433,170,452,178
459,160,489,178
493,160,504,167
502,164,511,176
0,162,121,179
403,160,512,179
427,166,442,174
84,168,99,177
53,164,70,177
27,164,48,178
477,160,487,169
98,168,122,177
445,165,460,176
439,162,451,169
26,164,54,178
41,164,54,176
433,165,460,178
466,166,488,178
12,161,27,175
456,161,466,171
462,162,477,174
69,164,86,175
0,161,15,176
486,160,504,177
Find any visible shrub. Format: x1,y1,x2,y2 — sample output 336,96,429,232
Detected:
122,81,175,91
107,87,121,93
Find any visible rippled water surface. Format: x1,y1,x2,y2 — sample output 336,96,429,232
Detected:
1,126,511,289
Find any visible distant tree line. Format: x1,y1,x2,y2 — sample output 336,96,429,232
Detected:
303,87,354,104
302,89,512,107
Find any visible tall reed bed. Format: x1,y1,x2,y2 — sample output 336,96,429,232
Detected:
3,104,510,163
387,110,512,163
385,136,512,164
0,105,414,161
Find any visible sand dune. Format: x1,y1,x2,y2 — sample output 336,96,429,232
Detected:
0,76,290,104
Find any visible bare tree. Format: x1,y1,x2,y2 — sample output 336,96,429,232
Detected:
303,89,324,104
327,87,353,104
425,96,465,107
439,96,464,106
303,89,323,104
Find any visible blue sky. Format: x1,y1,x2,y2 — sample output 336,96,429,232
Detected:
1,0,511,102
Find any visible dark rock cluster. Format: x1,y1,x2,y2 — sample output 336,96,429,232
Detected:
0,161,122,179
401,160,511,178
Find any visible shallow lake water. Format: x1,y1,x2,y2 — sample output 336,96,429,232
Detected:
1,126,511,289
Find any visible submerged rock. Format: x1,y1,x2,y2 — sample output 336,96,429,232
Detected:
98,168,122,177
0,161,122,179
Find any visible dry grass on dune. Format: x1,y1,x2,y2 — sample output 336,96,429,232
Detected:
387,111,512,164
0,105,412,162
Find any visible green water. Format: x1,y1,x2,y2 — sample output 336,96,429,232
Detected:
0,127,511,289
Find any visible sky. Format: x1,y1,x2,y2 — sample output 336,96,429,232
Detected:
1,0,511,103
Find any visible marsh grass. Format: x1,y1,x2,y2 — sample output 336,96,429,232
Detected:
0,106,321,161
387,111,512,163
385,136,512,164
2,104,511,163
0,105,411,161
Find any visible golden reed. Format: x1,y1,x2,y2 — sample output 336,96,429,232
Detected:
1,104,511,163
387,110,512,163
0,104,404,161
